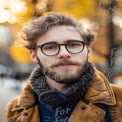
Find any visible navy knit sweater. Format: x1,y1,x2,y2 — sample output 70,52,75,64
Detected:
37,99,78,122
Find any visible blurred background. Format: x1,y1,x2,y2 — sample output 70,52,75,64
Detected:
0,0,122,121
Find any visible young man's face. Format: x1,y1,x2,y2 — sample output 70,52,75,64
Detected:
30,25,92,84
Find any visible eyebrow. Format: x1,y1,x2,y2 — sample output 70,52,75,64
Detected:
41,40,84,45
41,41,58,45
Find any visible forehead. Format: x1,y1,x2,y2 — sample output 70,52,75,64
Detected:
36,25,83,45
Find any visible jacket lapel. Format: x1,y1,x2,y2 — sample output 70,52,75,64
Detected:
85,69,116,105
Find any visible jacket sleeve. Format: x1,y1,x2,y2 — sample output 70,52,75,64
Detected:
5,97,19,121
111,84,122,101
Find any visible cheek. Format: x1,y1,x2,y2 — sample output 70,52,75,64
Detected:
38,56,55,67
45,57,56,66
36,51,46,65
82,47,88,57
76,48,88,61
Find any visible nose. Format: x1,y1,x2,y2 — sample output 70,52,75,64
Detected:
57,46,71,59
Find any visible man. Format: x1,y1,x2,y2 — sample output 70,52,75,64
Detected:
6,12,122,122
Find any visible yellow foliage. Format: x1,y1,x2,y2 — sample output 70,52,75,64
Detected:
89,54,106,64
53,0,95,18
9,46,32,64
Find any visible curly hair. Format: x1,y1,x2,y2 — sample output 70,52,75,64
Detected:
22,12,95,50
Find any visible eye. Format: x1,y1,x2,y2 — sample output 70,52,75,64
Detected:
43,44,58,50
68,42,82,47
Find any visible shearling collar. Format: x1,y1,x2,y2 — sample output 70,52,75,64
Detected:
13,68,116,110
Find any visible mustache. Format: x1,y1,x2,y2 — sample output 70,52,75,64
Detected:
51,59,80,67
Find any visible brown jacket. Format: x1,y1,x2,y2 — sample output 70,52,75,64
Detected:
6,70,122,122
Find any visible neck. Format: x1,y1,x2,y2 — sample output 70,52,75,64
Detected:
46,76,67,92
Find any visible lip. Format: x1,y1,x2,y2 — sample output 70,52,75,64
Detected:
55,64,76,67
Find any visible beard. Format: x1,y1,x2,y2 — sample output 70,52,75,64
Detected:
37,57,88,84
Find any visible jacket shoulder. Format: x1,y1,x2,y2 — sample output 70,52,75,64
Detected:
111,84,122,101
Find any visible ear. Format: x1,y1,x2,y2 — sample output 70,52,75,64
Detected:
30,50,38,63
87,45,92,57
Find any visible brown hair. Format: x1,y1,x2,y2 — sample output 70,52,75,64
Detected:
22,12,95,50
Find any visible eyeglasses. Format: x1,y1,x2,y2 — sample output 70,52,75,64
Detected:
34,40,87,56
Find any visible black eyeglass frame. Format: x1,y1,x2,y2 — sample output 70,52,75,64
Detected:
34,40,87,56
